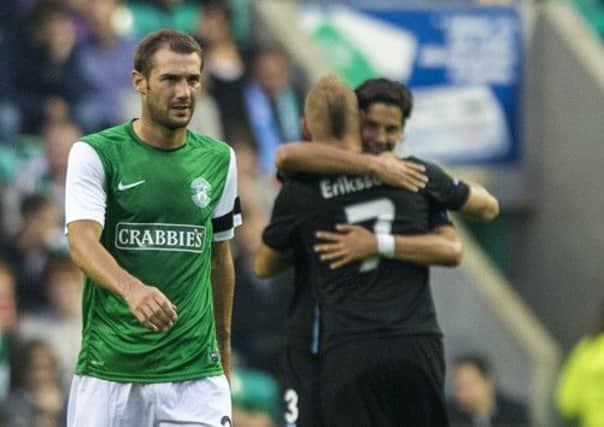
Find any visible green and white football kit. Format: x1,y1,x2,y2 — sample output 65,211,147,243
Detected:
65,121,241,426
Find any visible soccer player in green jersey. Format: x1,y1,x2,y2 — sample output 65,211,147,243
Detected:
64,30,241,427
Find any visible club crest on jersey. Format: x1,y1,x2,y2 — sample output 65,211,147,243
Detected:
191,177,212,208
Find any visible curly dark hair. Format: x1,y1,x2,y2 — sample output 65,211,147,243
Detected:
355,78,413,123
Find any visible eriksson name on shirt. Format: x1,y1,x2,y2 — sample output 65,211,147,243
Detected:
320,175,382,199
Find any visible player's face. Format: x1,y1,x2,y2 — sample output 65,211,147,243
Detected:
143,48,202,130
360,102,404,155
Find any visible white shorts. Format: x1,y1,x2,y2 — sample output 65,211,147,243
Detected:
67,374,232,427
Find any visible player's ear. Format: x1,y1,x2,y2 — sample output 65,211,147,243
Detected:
302,117,312,141
132,70,147,95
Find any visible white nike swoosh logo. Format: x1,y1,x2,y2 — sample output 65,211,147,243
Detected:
118,180,146,191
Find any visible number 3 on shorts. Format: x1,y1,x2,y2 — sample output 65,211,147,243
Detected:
284,388,299,424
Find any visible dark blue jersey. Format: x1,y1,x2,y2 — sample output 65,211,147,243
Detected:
263,157,470,352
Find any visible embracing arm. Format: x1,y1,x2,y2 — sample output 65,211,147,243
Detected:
275,143,427,191
392,225,462,266
314,224,462,269
68,220,177,331
418,159,499,222
460,180,500,222
276,143,375,176
211,240,235,383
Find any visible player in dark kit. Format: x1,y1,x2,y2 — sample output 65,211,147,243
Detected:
257,78,498,427
256,76,491,427
257,77,498,427
256,92,437,427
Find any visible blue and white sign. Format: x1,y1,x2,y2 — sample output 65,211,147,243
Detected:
299,5,523,164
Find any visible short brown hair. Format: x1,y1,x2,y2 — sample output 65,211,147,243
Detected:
134,30,203,77
304,75,358,140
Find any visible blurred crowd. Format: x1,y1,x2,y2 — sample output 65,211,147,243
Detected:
0,0,306,425
0,1,600,427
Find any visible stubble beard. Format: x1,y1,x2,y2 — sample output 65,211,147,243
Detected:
146,90,196,131
150,103,195,130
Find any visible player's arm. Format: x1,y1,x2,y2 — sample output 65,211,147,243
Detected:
211,240,235,383
393,225,462,266
210,147,242,384
68,221,176,331
254,180,306,278
418,158,499,222
314,224,462,269
254,244,291,278
459,180,499,222
66,143,176,332
275,143,427,191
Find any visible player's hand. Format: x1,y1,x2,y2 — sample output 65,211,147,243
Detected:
123,281,178,332
314,224,378,269
370,152,428,191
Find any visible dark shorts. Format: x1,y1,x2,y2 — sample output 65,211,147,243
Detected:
320,334,449,427
280,344,323,427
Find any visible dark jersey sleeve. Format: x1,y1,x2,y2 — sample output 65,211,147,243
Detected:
409,157,470,211
429,208,453,229
263,180,308,251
